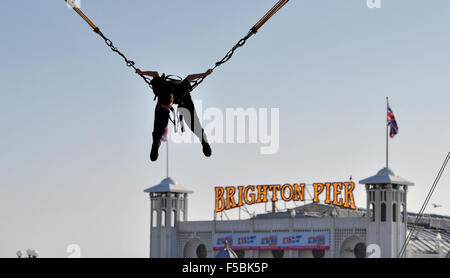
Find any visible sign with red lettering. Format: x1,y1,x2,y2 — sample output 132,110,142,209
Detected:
213,232,330,251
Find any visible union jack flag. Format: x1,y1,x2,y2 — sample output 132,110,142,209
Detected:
387,104,399,138
161,126,169,142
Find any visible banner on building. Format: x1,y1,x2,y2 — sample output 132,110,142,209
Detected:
213,232,330,251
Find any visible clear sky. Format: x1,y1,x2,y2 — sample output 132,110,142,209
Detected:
0,0,449,258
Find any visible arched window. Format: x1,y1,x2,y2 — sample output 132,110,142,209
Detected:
152,210,158,228
161,210,166,227
402,204,406,223
196,244,207,258
370,203,375,222
312,249,325,258
171,210,177,227
354,243,367,258
381,203,386,222
392,203,397,222
180,210,185,222
272,250,284,258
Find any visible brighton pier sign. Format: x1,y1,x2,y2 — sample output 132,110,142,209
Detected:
215,182,357,213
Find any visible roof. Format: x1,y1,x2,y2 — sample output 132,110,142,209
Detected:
144,177,194,194
407,225,450,256
359,167,414,186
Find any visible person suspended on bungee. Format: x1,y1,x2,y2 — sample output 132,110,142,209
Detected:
64,0,290,161
135,69,213,161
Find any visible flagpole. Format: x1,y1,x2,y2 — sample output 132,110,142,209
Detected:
386,96,389,169
166,138,169,178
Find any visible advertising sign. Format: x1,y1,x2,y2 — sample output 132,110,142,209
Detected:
213,232,330,251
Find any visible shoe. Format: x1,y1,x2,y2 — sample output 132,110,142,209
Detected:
202,141,212,157
150,141,161,162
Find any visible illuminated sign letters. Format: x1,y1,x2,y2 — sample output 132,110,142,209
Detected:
215,182,356,213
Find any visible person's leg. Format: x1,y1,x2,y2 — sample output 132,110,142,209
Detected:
178,94,207,142
178,95,211,157
150,103,170,161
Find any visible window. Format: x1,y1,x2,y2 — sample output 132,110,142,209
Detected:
402,204,406,223
171,210,177,227
381,203,386,222
152,210,158,227
354,243,366,258
370,203,375,222
196,244,207,258
161,210,166,227
392,203,397,222
180,210,185,222
312,249,325,258
272,250,284,258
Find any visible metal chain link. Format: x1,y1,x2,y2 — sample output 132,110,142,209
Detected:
191,29,256,89
97,31,153,89
95,28,256,92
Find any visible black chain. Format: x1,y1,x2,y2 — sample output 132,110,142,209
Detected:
96,30,153,89
191,29,256,89
69,0,288,95
95,28,256,92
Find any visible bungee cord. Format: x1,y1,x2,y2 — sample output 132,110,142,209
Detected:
65,0,153,89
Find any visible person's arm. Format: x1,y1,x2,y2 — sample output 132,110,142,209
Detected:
136,69,160,78
185,69,213,82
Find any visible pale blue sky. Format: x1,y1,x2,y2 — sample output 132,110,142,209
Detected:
0,0,449,257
